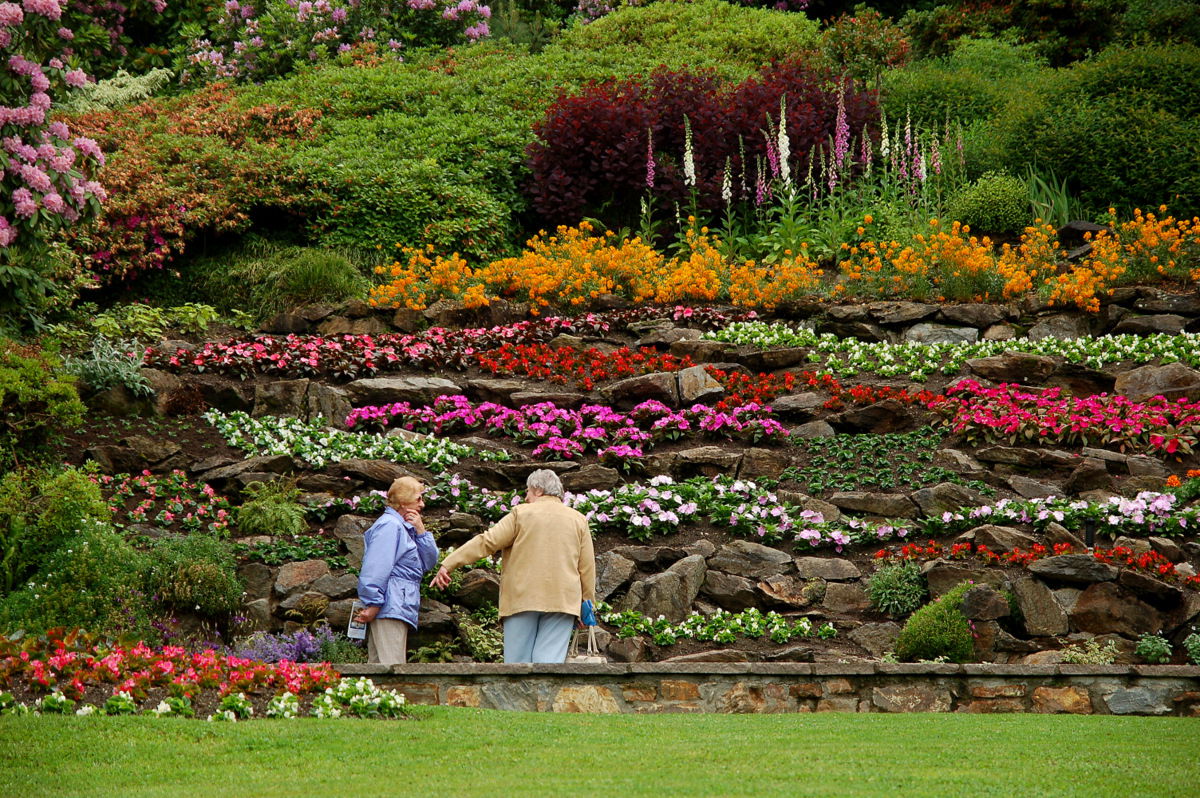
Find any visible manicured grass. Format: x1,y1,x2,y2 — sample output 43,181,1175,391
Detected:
2,709,1198,797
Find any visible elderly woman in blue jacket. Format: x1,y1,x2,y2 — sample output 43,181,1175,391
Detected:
354,476,439,665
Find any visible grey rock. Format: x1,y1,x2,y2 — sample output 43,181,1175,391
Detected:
1064,458,1114,494
562,464,621,492
329,459,414,488
605,637,647,662
241,599,273,632
466,378,525,403
1127,456,1169,477
923,561,1007,598
830,399,916,434
1114,362,1200,402
1052,587,1083,614
1013,576,1069,636
960,585,1011,620
1112,314,1187,336
1045,523,1086,551
706,540,793,580
619,563,705,623
677,365,725,404
975,446,1043,467
274,560,330,597
1028,314,1091,341
252,379,311,419
823,582,871,613
818,320,889,342
701,571,760,611
739,448,792,479
960,524,1038,555
1007,475,1060,499
416,598,456,635
1070,582,1161,637
828,491,918,518
672,446,743,479
199,454,294,486
932,449,984,475
237,562,274,603
790,420,836,439
637,327,702,349
911,482,986,518
847,622,902,657
756,574,825,608
332,514,372,570
940,304,1006,328
827,305,870,321
771,392,827,421
869,301,937,325
344,376,462,407
734,347,810,372
903,323,978,345
982,323,1018,341
594,551,637,602
1028,554,1119,585
311,573,358,600
317,316,387,336
1134,292,1200,314
307,383,351,429
509,390,586,408
85,444,147,474
452,569,502,610
967,353,1058,384
1148,536,1184,562
600,371,680,409
794,557,861,581
668,339,735,361
1104,686,1173,716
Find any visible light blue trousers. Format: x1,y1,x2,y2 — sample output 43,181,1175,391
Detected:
502,611,575,663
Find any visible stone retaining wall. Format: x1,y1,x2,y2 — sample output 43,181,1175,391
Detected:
339,663,1200,716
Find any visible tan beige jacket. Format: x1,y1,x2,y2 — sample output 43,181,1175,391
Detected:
441,496,595,619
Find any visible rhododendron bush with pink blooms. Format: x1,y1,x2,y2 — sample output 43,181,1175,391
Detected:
0,0,149,321
182,0,491,84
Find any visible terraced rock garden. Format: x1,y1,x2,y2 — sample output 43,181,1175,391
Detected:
49,289,1200,674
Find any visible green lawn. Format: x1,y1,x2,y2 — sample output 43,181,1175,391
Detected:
2,710,1198,797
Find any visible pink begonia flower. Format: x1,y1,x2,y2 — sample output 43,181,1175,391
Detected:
46,120,69,139
63,69,88,88
12,188,37,218
56,25,71,38
0,217,17,247
42,192,65,213
0,3,24,27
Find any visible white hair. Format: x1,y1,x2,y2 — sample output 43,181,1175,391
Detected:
526,469,564,498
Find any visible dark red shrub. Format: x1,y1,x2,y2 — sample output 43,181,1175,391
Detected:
525,59,879,227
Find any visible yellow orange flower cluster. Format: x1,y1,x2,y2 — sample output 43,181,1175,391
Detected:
369,208,1200,314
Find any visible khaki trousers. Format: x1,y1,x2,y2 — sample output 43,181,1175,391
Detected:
367,618,410,665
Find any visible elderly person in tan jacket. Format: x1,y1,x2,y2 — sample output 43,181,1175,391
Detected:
431,469,596,663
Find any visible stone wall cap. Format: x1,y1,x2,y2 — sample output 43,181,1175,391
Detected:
811,663,877,675
746,663,816,676
875,663,962,676
1133,665,1200,677
1057,664,1134,676
962,664,1057,676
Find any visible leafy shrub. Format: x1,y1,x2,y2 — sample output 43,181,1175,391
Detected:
1134,633,1172,664
900,3,1014,59
1007,0,1124,66
210,244,370,320
994,44,1200,216
0,519,153,638
456,603,503,662
318,633,368,664
65,84,322,284
147,534,243,617
64,338,153,398
0,341,86,473
866,560,927,618
946,171,1030,234
1060,638,1120,665
882,37,1049,127
236,480,308,538
1183,631,1200,665
0,467,112,594
58,69,175,114
526,59,878,225
820,4,912,88
1118,0,1200,45
894,581,974,663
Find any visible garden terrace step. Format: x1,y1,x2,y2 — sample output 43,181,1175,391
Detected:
338,662,1200,715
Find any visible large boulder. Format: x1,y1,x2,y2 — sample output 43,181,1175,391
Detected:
1112,314,1187,336
1070,582,1161,637
671,447,743,479
903,323,978,345
601,372,680,408
910,482,987,518
829,399,916,434
1012,576,1068,637
828,492,918,518
677,365,725,404
966,353,1057,384
1027,554,1119,585
701,571,760,611
274,559,331,597
923,561,1007,598
1028,314,1091,341
594,551,637,602
794,557,861,581
332,514,372,570
1114,362,1200,402
958,525,1038,554
618,555,707,622
869,301,937,325
771,392,828,421
344,376,463,406
706,541,792,580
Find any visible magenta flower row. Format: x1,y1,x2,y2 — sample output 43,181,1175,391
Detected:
345,395,789,460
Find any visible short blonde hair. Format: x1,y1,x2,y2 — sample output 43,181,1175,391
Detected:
387,476,424,507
